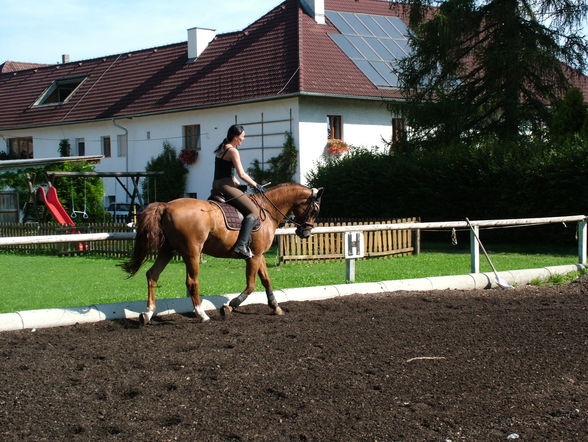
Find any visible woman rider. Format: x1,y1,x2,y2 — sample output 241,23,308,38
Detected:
212,124,265,259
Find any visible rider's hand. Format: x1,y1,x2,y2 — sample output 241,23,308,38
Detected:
255,184,265,193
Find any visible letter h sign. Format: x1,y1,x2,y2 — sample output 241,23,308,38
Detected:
344,231,365,259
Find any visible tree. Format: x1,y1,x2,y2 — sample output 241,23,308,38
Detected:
392,0,588,148
550,87,587,140
58,139,71,157
247,132,298,185
142,142,188,202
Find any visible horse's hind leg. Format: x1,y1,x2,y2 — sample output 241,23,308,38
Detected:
221,256,260,317
185,252,210,322
142,247,173,325
257,256,284,315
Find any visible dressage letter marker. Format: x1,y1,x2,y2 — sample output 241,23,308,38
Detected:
345,231,365,282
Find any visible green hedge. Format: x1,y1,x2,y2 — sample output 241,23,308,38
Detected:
307,138,588,242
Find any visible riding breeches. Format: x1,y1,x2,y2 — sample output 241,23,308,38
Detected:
212,178,259,218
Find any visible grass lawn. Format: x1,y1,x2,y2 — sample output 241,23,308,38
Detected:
0,242,581,313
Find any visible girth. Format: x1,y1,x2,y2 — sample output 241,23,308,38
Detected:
208,199,261,232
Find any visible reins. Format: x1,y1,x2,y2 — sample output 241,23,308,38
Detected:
255,187,318,228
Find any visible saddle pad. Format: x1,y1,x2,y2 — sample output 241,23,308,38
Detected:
209,200,261,232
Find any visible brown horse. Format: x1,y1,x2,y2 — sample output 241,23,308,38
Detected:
121,183,324,324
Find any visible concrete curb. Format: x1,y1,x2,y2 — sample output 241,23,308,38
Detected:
1,264,585,332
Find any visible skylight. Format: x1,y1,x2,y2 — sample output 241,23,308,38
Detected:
33,76,87,107
326,11,411,88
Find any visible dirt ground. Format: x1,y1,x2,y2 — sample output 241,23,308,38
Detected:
1,276,587,441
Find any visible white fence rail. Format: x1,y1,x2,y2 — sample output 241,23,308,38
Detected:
1,215,586,272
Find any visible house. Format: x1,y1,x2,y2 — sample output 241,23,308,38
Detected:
0,0,417,204
1,0,585,206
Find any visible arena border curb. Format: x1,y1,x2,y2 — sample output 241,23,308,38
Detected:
1,264,585,332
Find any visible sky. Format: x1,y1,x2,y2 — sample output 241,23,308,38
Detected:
0,0,284,65
1,1,586,66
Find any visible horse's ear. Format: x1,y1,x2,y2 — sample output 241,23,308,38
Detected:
315,187,324,200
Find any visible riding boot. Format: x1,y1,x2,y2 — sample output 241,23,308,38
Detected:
233,215,257,259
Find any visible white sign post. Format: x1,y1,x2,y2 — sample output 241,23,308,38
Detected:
344,231,365,282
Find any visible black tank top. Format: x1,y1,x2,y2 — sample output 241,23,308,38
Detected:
213,148,234,180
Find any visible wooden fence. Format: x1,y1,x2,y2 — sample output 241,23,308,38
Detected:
278,218,418,263
0,222,136,257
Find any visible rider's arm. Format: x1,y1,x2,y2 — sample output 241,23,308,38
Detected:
226,148,258,188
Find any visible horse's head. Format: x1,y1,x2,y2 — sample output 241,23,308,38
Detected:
292,187,324,239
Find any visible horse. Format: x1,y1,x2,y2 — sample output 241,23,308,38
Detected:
121,183,324,324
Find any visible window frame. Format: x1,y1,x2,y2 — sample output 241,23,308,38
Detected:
117,134,128,157
8,137,33,159
32,76,87,107
183,124,201,151
327,115,343,140
101,136,111,158
75,138,85,156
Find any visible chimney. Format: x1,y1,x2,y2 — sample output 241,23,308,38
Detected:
301,0,325,25
62,54,70,64
187,27,216,60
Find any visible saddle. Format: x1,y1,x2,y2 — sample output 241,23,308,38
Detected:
208,192,261,232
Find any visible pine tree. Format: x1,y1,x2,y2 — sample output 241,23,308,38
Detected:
392,0,588,148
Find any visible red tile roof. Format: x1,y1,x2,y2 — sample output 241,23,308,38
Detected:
0,0,300,130
0,61,49,73
0,0,586,131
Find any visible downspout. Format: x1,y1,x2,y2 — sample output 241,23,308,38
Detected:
112,118,129,200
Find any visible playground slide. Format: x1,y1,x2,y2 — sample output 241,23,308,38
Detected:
36,186,76,227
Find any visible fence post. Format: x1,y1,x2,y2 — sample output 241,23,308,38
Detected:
413,227,421,256
579,220,587,265
470,226,480,273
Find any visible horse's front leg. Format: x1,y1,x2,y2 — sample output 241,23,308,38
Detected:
185,253,210,322
257,255,284,315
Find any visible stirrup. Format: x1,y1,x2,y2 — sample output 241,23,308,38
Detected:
233,245,253,259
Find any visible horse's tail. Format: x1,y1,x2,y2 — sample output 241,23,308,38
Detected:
120,202,168,277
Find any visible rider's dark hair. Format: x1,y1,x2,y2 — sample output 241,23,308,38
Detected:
214,124,245,153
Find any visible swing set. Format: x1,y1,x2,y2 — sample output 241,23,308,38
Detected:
45,171,162,224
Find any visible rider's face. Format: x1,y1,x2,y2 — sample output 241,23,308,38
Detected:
233,131,245,146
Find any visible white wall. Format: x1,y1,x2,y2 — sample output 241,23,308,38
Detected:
298,96,393,183
1,98,299,204
2,94,395,205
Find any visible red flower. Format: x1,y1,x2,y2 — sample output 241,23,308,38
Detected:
326,139,349,156
179,148,198,165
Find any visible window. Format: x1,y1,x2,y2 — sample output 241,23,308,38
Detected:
101,136,111,158
117,134,128,157
33,76,86,106
327,115,343,140
8,137,33,158
76,138,85,156
183,125,201,150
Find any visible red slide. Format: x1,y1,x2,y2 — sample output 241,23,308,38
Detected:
36,186,76,227
37,186,86,252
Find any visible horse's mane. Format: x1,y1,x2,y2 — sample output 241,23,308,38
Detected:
256,182,308,211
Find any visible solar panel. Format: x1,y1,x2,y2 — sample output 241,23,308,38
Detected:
326,10,411,88
340,12,373,37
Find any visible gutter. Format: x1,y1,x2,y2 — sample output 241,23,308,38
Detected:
0,92,406,132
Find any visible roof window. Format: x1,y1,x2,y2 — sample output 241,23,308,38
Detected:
33,76,87,106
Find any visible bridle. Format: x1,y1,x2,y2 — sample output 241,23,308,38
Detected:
257,187,321,237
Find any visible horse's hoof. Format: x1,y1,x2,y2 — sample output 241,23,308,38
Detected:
139,311,153,325
220,304,233,319
273,306,285,316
